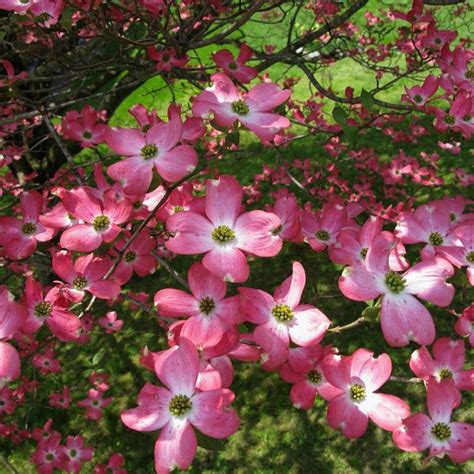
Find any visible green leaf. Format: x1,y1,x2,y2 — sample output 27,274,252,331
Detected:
342,125,358,142
361,306,380,322
360,88,374,111
92,348,106,366
332,106,347,126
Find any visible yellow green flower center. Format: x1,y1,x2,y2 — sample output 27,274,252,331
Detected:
315,230,330,241
168,394,192,417
466,251,474,264
34,301,52,318
350,384,366,402
173,205,185,212
124,251,136,262
140,144,158,160
211,225,235,243
431,422,451,441
69,449,77,457
73,276,88,290
199,296,215,315
228,62,238,71
444,114,455,125
384,271,406,294
83,131,92,139
439,368,453,379
231,100,250,116
92,215,110,232
271,303,294,322
428,232,444,246
360,247,368,258
22,222,37,235
308,370,322,385
413,94,423,104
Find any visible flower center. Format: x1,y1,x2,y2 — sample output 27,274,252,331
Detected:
73,276,88,290
465,70,474,79
70,449,77,457
463,114,472,122
34,301,52,318
307,370,322,385
271,304,294,322
228,62,238,71
444,114,455,125
384,271,406,294
92,215,110,232
360,247,368,258
142,124,151,133
413,94,423,103
168,394,192,417
428,231,444,246
431,422,451,441
350,384,366,402
439,368,453,379
449,212,456,222
198,296,215,315
140,144,158,160
22,222,37,235
466,251,474,264
231,100,250,116
315,230,330,241
124,251,136,262
83,131,92,139
46,453,54,461
92,400,99,406
173,205,184,212
211,225,235,243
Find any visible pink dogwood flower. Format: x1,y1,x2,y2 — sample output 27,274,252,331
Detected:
105,112,198,195
166,175,282,282
454,304,473,347
52,251,120,302
60,187,131,252
49,386,72,409
404,75,438,107
94,453,127,474
339,233,455,346
98,311,123,334
31,434,68,474
63,435,94,473
239,262,331,370
409,337,474,403
78,388,112,421
154,262,242,349
395,200,461,260
280,345,340,409
192,73,291,141
322,349,410,439
393,379,474,463
121,338,239,473
23,277,82,342
62,104,106,147
212,44,257,83
0,190,55,260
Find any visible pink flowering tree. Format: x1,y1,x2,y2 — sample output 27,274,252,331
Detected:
0,1,472,473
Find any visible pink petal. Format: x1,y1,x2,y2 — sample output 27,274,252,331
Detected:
456,369,474,391
322,354,351,389
404,257,455,307
245,83,291,112
427,379,456,423
366,393,410,432
46,309,82,342
107,157,153,195
274,261,306,308
240,112,290,141
154,339,199,397
189,389,239,438
208,73,240,102
365,232,393,275
0,342,20,383
181,315,226,349
238,288,273,325
432,337,465,372
205,175,242,227
213,49,234,68
357,352,392,392
202,246,249,283
234,210,282,257
88,280,121,301
60,224,102,252
154,289,198,318
155,145,197,183
254,321,289,369
290,381,318,410
147,115,181,152
409,346,436,378
121,384,172,432
52,251,75,283
338,264,381,301
188,262,226,301
381,294,435,347
21,190,43,222
392,413,432,452
288,305,330,347
154,420,196,472
166,212,214,255
327,395,369,439
105,127,145,156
